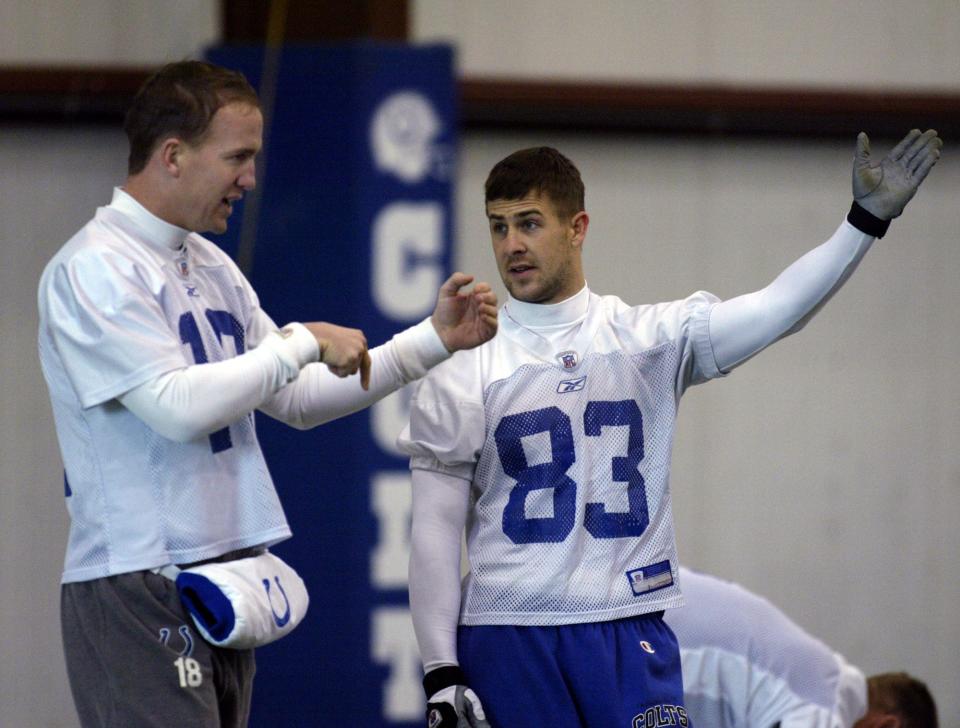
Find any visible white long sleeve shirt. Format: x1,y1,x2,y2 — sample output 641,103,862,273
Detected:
665,567,868,728
400,217,876,671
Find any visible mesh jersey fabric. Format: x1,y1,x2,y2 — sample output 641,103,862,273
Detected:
400,288,723,626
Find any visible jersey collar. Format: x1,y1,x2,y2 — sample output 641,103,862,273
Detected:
500,285,601,369
109,187,191,251
503,284,590,329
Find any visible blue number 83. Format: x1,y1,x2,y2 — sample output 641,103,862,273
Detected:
494,400,648,545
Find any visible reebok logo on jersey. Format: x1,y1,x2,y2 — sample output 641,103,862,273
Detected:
632,704,688,727
557,375,587,393
183,285,199,297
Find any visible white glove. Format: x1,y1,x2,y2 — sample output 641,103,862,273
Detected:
423,667,491,728
852,128,942,220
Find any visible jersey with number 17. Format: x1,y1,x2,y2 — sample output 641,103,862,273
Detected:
38,191,290,584
400,289,723,626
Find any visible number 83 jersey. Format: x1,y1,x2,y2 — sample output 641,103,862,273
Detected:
401,287,724,626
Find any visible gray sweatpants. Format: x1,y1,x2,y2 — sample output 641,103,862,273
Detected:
61,570,255,727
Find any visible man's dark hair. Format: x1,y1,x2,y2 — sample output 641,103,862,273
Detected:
868,672,938,728
124,60,260,174
484,146,585,219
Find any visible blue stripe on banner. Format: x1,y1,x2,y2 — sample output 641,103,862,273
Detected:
206,43,455,727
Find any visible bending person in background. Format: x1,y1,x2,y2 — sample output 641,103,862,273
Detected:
37,60,498,728
666,566,937,728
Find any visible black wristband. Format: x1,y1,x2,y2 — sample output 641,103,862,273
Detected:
423,665,467,698
847,200,890,239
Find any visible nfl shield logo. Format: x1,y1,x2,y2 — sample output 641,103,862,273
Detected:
556,350,579,370
176,253,189,278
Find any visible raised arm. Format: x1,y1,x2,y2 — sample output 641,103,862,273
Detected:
117,321,320,441
709,129,941,372
262,272,498,429
121,272,497,439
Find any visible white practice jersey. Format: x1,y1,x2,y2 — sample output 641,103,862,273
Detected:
399,286,723,626
665,567,867,728
39,189,288,583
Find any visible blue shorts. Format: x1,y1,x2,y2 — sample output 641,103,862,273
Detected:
458,611,690,728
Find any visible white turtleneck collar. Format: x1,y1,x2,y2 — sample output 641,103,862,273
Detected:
504,284,590,329
109,187,192,251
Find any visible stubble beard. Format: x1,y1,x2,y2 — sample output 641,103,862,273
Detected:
505,257,573,304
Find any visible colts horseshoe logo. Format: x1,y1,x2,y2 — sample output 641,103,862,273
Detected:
263,576,292,627
158,625,194,656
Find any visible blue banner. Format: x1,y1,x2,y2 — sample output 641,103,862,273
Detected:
207,43,455,725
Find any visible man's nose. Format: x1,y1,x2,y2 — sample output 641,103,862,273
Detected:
504,228,527,253
238,160,256,191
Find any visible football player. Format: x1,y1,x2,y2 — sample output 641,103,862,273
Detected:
399,135,940,727
666,566,937,728
38,60,498,728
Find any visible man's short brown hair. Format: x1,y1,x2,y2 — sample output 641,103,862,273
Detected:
484,146,585,219
124,60,260,174
868,672,938,728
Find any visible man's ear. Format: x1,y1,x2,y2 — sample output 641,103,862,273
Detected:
158,138,184,177
859,713,900,728
570,211,589,249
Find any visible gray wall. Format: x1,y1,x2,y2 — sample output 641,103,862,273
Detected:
413,0,960,89
0,0,217,65
1,124,128,725
1,1,958,725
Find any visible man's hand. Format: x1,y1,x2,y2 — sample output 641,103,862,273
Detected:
431,272,499,353
424,667,490,728
852,128,942,220
303,322,371,390
426,686,490,728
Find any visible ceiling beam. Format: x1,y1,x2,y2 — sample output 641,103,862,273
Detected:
1,67,957,140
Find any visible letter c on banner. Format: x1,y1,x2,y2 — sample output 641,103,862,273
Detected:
372,202,443,320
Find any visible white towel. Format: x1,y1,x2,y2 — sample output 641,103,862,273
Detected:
175,551,310,649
